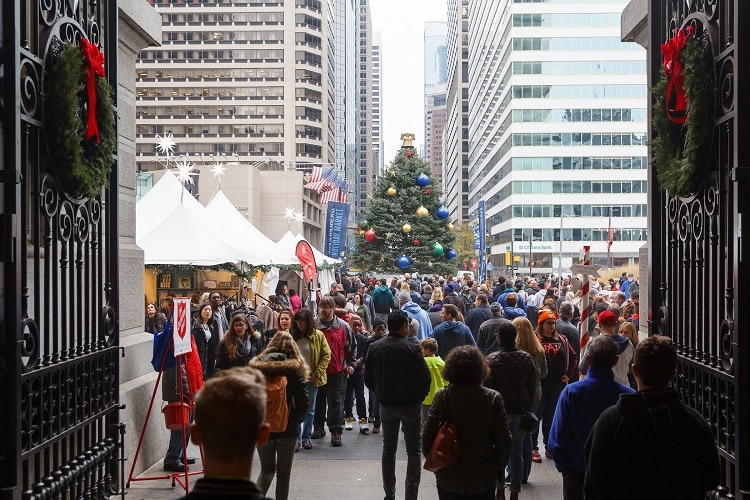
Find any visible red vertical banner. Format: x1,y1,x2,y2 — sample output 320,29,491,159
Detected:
172,297,192,355
296,240,318,285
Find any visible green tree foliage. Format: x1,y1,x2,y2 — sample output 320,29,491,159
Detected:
454,223,477,271
351,148,456,274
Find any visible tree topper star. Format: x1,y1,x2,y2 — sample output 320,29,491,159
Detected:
155,133,177,156
174,157,196,185
211,160,227,180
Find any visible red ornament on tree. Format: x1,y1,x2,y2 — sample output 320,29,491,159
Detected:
406,150,414,157
424,188,432,195
365,228,377,242
413,238,421,246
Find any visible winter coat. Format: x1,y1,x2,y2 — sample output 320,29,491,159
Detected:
364,335,431,407
192,319,219,380
401,301,433,339
371,285,395,314
432,320,476,360
485,348,536,414
215,332,264,370
464,305,492,340
502,306,527,321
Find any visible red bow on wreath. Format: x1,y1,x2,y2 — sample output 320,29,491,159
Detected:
661,26,694,125
80,38,105,144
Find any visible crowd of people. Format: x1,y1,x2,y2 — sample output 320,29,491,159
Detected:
147,270,719,500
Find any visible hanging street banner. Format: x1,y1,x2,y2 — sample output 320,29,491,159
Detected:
478,200,487,282
295,240,318,285
172,297,193,356
324,201,350,259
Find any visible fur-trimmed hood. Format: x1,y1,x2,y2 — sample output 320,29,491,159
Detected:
249,352,301,376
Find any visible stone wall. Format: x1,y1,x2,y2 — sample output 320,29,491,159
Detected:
117,1,163,477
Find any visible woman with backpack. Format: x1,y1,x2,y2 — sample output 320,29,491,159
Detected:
249,332,309,500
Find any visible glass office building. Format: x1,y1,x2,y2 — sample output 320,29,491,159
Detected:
466,0,647,274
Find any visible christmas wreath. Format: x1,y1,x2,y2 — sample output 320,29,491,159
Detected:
46,39,116,199
651,26,712,197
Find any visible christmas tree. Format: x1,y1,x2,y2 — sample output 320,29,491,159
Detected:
351,134,457,275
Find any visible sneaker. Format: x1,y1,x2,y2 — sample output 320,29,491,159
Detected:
531,450,542,463
545,449,553,459
302,440,313,450
331,432,342,447
311,426,326,439
344,417,354,430
372,419,381,434
359,418,369,434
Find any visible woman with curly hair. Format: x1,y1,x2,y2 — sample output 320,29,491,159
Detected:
422,345,511,500
291,307,331,450
215,313,264,370
250,332,309,500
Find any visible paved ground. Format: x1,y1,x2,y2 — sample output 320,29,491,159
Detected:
126,427,563,499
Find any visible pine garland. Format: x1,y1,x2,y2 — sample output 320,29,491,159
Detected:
651,36,712,197
46,42,116,199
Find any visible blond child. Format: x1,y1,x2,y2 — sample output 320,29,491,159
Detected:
419,338,447,423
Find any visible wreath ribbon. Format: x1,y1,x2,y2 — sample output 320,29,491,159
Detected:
80,38,105,144
661,26,694,125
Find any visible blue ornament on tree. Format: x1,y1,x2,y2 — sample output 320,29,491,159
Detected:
416,173,430,188
436,206,449,220
397,255,412,269
445,249,457,260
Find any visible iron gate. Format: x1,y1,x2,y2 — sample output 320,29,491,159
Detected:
648,1,749,497
1,1,122,499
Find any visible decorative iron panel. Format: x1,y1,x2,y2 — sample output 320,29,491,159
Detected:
1,1,122,499
649,0,748,497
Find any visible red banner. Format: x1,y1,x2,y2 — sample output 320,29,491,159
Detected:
295,240,318,285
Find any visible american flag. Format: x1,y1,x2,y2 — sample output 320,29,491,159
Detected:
309,165,322,183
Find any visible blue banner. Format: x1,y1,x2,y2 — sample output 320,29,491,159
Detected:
473,224,480,250
478,200,487,282
324,201,350,259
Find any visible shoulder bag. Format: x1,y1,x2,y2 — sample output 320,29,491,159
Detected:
424,390,461,472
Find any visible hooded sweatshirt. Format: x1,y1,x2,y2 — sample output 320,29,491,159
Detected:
584,389,719,500
432,320,476,360
401,300,433,340
579,334,633,386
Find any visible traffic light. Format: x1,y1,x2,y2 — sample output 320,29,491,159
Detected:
505,251,511,266
529,260,536,267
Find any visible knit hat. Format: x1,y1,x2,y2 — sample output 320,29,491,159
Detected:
537,309,557,324
372,317,386,328
397,291,411,306
490,303,503,315
598,310,617,326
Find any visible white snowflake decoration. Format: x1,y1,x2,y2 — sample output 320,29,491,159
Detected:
155,133,177,156
283,207,297,221
211,160,227,180
293,211,305,228
174,157,196,185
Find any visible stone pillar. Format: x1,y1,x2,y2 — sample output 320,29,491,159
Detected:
117,2,163,476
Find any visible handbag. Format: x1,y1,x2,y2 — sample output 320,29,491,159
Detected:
424,392,460,472
520,410,539,433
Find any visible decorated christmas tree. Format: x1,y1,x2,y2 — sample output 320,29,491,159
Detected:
351,134,457,275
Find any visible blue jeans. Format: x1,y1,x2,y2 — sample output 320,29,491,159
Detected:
522,399,540,482
381,402,422,500
299,382,318,442
256,436,297,500
344,369,366,419
505,414,525,493
369,389,381,419
165,427,189,464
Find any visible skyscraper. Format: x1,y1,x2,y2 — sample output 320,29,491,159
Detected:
358,0,375,221
425,83,448,188
135,0,335,175
424,21,448,171
467,0,648,273
444,0,470,224
371,32,384,176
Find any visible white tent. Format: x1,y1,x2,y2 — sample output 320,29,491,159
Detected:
205,190,294,266
276,231,338,293
136,169,183,241
137,175,275,266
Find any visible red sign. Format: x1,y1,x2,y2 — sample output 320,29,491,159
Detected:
471,259,477,269
295,240,318,285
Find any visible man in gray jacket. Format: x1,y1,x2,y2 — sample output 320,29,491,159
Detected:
365,310,431,500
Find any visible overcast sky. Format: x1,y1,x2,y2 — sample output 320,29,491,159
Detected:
369,0,447,166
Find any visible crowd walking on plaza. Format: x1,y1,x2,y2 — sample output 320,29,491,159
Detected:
148,271,720,500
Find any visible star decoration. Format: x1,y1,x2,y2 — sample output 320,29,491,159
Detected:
173,157,196,185
155,133,177,156
424,188,432,195
211,160,227,180
406,150,414,157
283,207,297,221
293,211,305,227
413,239,421,246
385,232,394,239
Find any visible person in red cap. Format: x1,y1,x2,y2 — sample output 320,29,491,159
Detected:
579,310,634,387
532,308,578,462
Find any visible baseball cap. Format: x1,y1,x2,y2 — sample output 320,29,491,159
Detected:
462,285,470,292
598,310,617,326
